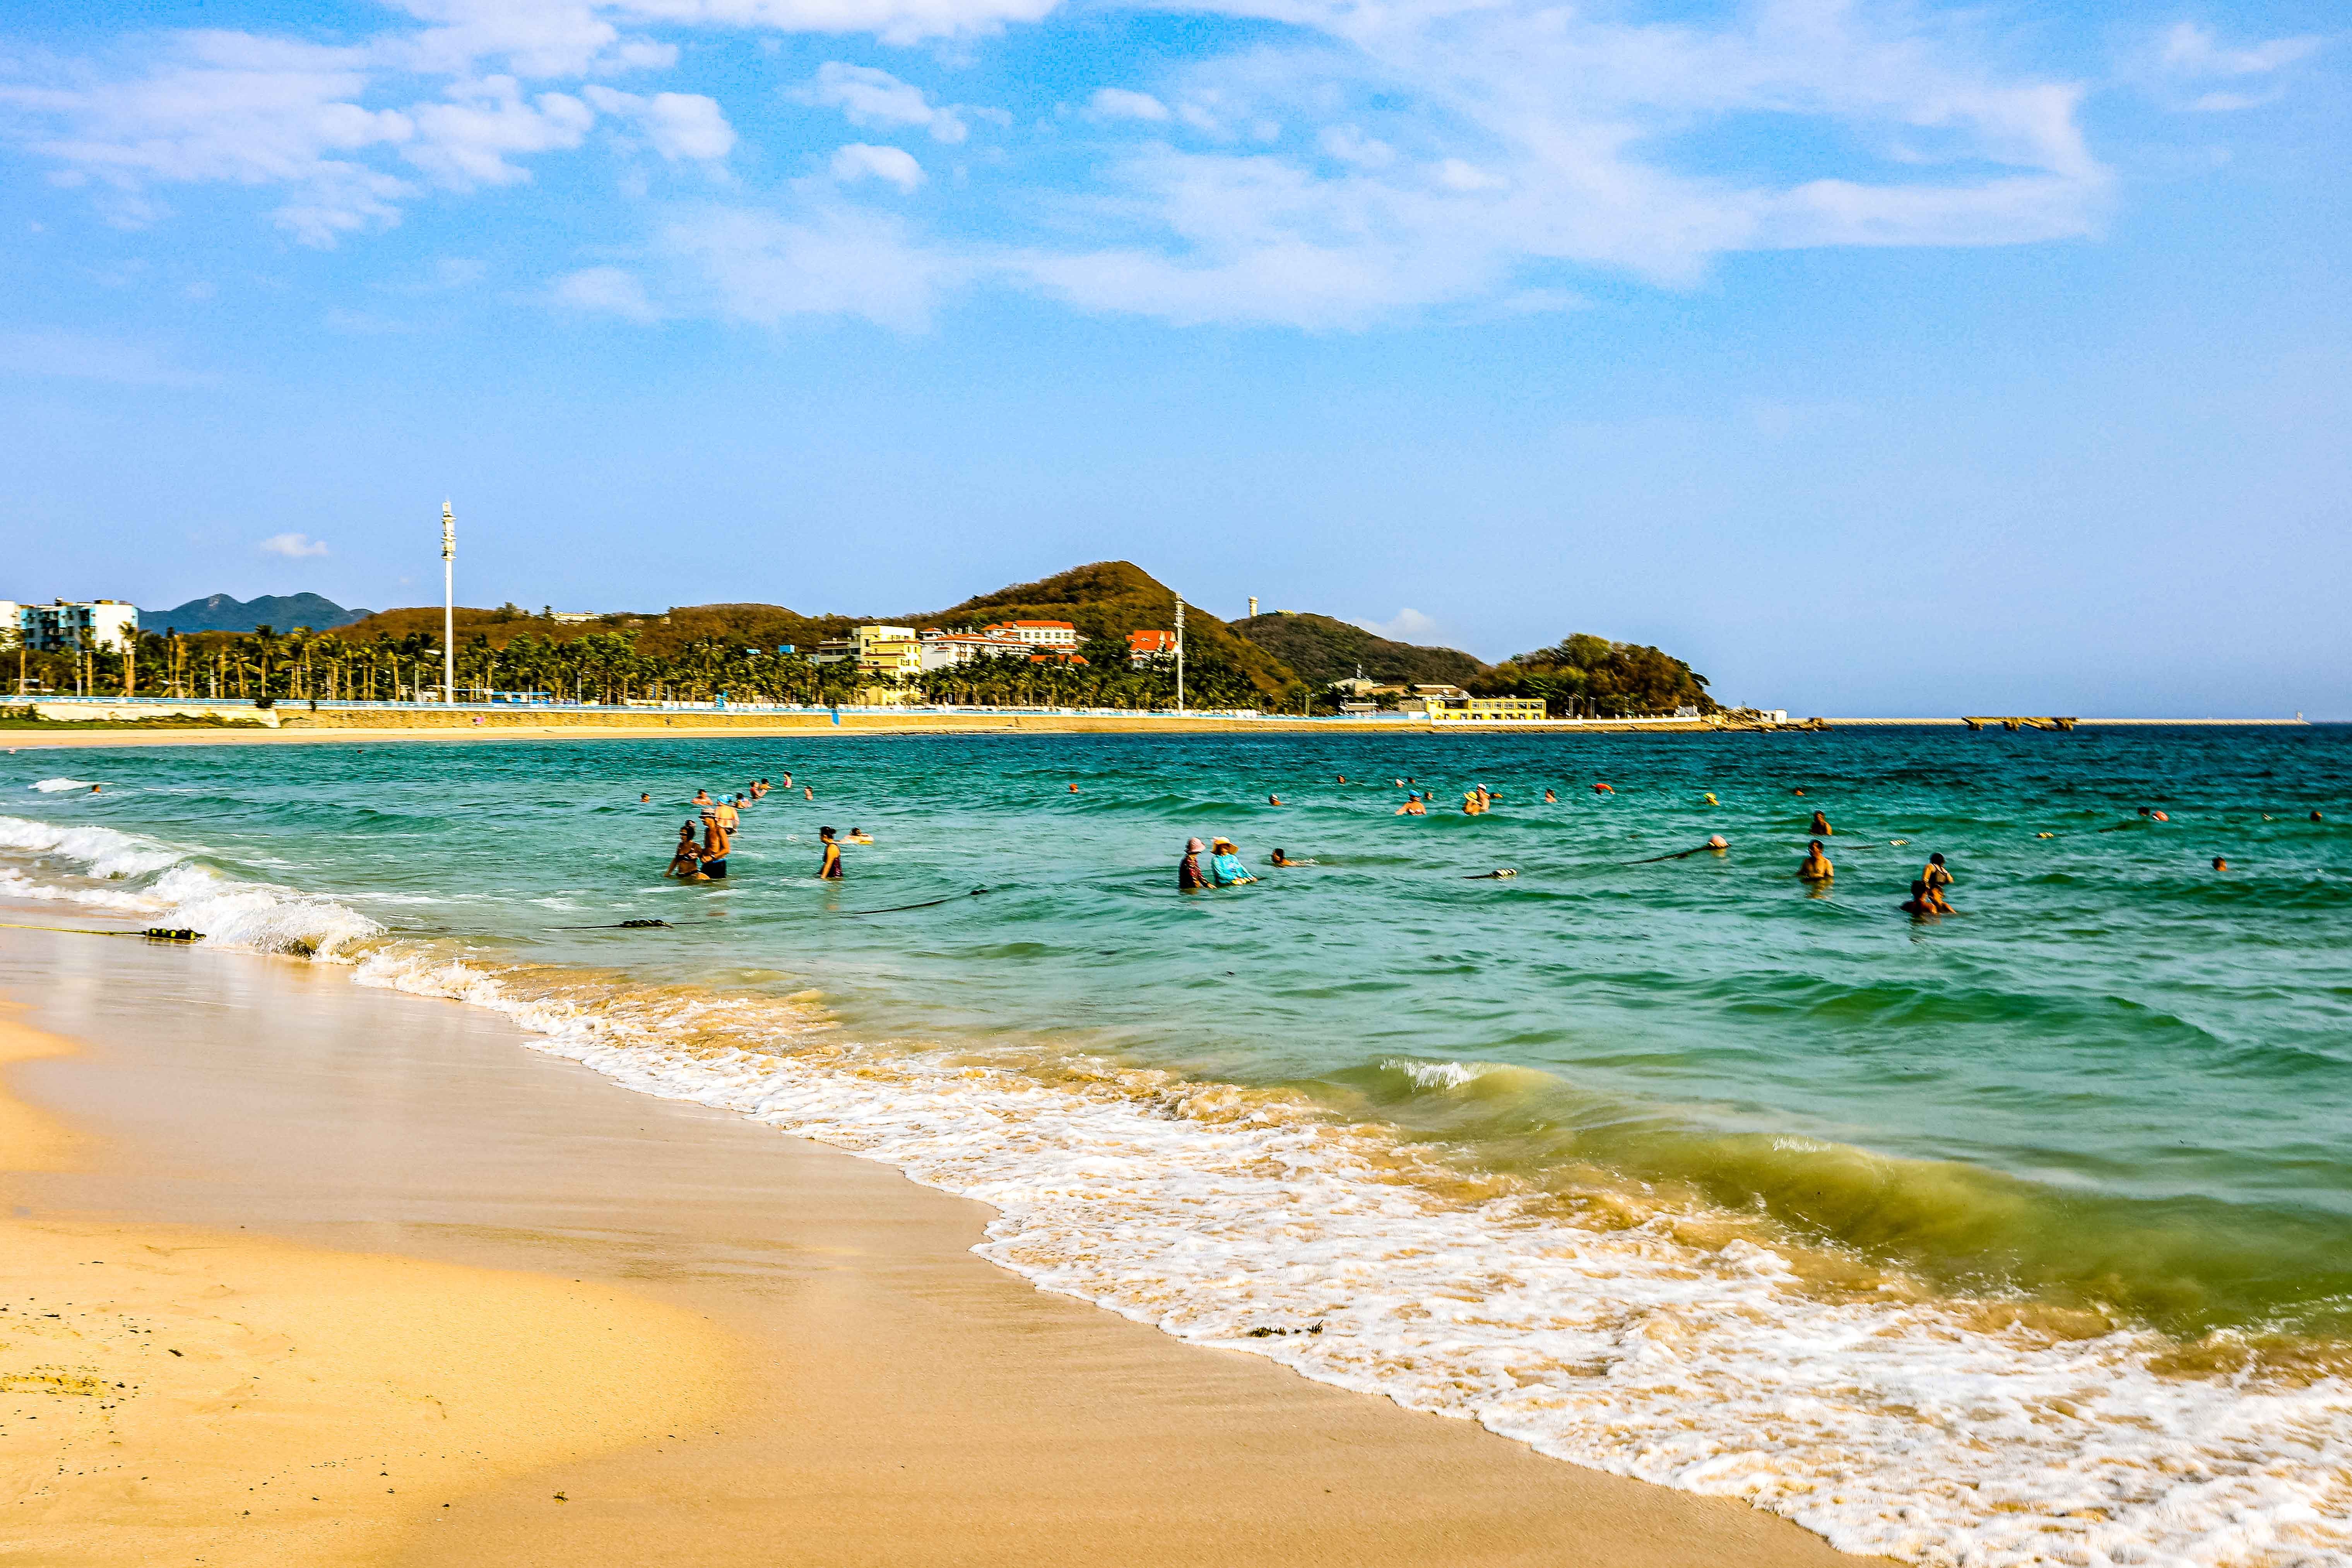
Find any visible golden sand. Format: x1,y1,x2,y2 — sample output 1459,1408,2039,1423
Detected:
0,1011,732,1568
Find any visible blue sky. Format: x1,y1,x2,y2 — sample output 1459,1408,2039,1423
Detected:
2,0,2344,716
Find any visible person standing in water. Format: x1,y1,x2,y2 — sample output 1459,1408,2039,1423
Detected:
817,826,844,880
1208,838,1256,885
1809,809,1833,836
1798,840,1834,882
1178,837,1206,891
699,810,732,880
664,823,707,881
1923,852,1953,892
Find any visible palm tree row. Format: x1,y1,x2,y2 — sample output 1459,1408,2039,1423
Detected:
10,628,1269,712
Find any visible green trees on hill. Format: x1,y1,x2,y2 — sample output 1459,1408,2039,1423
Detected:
1230,612,1486,690
1471,635,1716,716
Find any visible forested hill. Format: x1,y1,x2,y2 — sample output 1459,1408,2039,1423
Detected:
333,561,1304,700
934,562,1296,698
1231,612,1487,690
144,592,371,633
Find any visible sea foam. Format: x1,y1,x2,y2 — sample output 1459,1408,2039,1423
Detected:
347,946,2352,1568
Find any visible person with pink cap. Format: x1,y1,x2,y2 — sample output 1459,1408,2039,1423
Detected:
1178,838,1206,892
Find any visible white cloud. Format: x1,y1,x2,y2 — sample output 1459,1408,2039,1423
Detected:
582,85,736,158
1016,0,2113,323
553,264,660,318
1089,88,1170,122
830,142,924,190
2149,22,2325,112
664,204,954,330
1351,608,1441,643
801,62,967,143
260,532,330,557
2159,22,2324,79
627,0,1060,48
404,77,593,188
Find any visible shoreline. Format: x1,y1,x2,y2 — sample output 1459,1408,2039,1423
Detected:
0,924,1877,1567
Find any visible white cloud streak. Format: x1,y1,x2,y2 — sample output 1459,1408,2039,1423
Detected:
801,62,968,143
259,532,330,557
830,142,924,190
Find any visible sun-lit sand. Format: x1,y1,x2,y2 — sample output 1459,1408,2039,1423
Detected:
1,927,1882,1567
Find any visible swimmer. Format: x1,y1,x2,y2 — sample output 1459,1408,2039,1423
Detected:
1543,789,1558,803
694,789,713,807
804,786,814,800
816,826,843,880
782,773,792,789
847,828,873,844
90,784,102,794
2314,811,2326,822
1337,775,1347,785
712,796,740,833
2037,831,2056,838
1397,795,1427,816
664,823,707,881
1179,837,1206,891
1900,879,1936,916
1703,793,1717,806
1798,840,1834,882
1463,790,1484,816
1793,788,1806,797
1393,778,1405,788
1809,810,1832,836
1593,781,1613,795
1269,848,1298,867
1923,852,1953,891
1269,795,1282,806
640,792,652,804
1925,883,1955,915
2212,857,2229,872
1069,783,1080,794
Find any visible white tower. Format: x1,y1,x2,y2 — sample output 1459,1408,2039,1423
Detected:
441,500,456,705
1248,597,1258,618
1174,598,1185,715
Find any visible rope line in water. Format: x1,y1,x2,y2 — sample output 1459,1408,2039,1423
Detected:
0,921,205,941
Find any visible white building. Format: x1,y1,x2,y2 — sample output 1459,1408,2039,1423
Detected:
918,628,1031,671
980,619,1079,649
0,603,19,650
19,600,138,652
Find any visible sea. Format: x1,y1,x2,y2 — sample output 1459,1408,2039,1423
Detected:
5,726,2349,1566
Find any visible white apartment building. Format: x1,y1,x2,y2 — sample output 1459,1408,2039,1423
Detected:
981,619,1079,649
917,628,1031,671
16,600,139,652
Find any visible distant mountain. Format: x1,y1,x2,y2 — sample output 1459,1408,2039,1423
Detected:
144,592,371,634
1231,612,1487,690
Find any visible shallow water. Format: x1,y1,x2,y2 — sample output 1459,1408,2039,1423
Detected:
7,727,2350,1565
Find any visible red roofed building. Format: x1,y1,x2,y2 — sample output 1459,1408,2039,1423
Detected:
1127,629,1177,667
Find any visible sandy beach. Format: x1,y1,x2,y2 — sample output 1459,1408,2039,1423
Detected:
0,925,1878,1568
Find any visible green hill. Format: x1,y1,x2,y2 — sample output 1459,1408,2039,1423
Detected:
932,561,1298,698
334,561,1304,701
1230,612,1486,690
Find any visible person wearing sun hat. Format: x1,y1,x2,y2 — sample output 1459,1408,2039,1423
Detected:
1179,837,1206,892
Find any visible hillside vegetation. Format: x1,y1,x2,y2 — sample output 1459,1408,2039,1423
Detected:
332,561,1304,703
1231,612,1486,690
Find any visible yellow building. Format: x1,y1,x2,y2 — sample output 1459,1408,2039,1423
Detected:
843,624,920,704
1424,695,1548,723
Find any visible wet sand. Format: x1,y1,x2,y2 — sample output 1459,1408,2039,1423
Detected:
0,926,1882,1567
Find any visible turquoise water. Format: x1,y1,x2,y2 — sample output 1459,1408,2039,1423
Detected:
7,727,2351,1563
